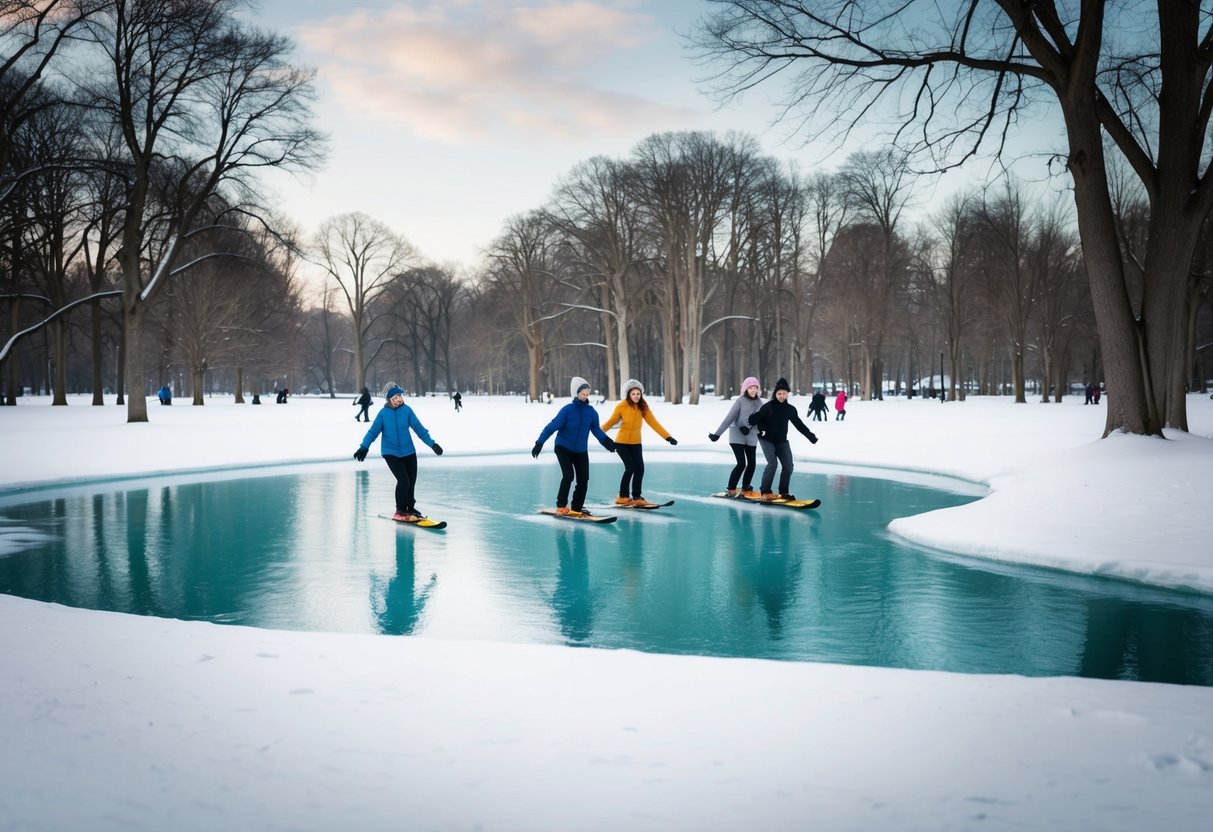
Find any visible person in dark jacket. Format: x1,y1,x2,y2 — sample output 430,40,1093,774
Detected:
807,389,829,421
354,383,444,522
353,386,373,422
748,377,818,500
532,376,617,516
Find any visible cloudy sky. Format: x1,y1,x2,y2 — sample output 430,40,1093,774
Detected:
252,0,1058,274
250,0,837,269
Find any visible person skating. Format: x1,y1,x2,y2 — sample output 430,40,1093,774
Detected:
353,386,372,422
601,379,676,508
709,376,764,498
453,390,462,412
835,389,848,421
532,376,617,516
353,383,444,522
748,377,818,500
808,389,829,421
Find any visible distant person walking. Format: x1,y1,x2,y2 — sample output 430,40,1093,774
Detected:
749,377,818,500
532,376,616,517
601,379,677,507
834,389,848,421
807,390,829,421
354,383,444,522
709,376,764,498
276,388,289,404
354,386,373,422
157,384,172,406
1093,384,1102,404
453,391,462,412
1084,383,1094,405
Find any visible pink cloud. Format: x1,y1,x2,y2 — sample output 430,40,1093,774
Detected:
297,1,698,143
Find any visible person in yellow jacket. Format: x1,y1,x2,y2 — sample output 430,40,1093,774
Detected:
600,378,677,507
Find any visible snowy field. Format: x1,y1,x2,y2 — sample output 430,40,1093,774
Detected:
1,391,1211,831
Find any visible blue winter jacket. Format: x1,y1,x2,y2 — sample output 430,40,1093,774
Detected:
361,402,434,457
536,397,611,453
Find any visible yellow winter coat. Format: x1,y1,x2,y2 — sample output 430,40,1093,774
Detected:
601,401,671,445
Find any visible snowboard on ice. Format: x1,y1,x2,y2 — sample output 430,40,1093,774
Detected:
379,513,448,530
539,508,618,524
711,492,821,510
613,500,674,511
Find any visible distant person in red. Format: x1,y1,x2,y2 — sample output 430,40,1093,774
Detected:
834,389,848,421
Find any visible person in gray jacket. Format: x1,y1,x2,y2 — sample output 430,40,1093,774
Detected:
708,375,765,497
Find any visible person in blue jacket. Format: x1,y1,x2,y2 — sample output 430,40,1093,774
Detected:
532,376,616,516
354,383,444,522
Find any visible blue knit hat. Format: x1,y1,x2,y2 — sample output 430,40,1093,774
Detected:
384,383,403,399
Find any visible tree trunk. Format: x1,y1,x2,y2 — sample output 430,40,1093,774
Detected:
51,320,68,405
1142,214,1197,431
116,324,125,406
4,298,18,405
90,298,105,406
124,305,148,422
192,363,206,405
235,367,245,404
661,275,679,403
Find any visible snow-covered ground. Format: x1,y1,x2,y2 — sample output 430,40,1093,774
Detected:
2,391,1211,831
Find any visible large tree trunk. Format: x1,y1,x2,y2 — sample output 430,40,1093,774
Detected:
1142,211,1197,432
4,298,18,405
192,363,206,405
51,320,68,406
124,304,148,422
90,299,105,406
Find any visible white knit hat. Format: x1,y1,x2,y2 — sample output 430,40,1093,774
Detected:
570,376,591,397
622,378,643,396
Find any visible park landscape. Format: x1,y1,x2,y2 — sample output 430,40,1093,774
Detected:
3,2,1213,830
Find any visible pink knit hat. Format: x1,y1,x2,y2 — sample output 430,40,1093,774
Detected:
741,376,760,392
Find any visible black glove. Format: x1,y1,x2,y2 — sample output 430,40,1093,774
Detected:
603,437,617,453
431,442,443,455
708,433,720,442
808,433,818,444
353,446,368,462
666,436,677,446
532,443,543,458
739,426,750,435
747,414,759,425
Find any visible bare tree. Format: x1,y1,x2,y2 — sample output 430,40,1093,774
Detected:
974,182,1039,403
89,0,322,422
697,0,1210,435
916,192,979,401
545,156,648,400
483,211,564,401
313,212,415,394
632,131,749,404
1,0,108,187
839,149,916,400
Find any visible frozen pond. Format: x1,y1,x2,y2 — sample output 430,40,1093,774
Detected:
2,461,1211,686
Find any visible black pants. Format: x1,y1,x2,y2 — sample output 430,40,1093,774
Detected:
616,443,645,498
554,445,590,511
384,453,419,514
759,439,795,494
356,404,370,421
728,443,757,490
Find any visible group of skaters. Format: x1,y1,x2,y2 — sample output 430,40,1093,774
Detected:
352,375,839,521
807,388,847,421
